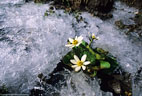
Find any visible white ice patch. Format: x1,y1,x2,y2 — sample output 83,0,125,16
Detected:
0,2,75,93
0,0,24,5
60,72,113,96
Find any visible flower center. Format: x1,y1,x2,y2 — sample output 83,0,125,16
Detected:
77,61,83,66
72,40,78,45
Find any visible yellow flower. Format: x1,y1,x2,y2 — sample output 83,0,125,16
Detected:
65,36,83,48
70,54,90,72
91,33,99,40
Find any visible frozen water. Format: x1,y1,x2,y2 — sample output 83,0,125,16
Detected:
0,1,75,93
0,0,142,95
0,0,24,5
60,71,113,96
80,1,142,74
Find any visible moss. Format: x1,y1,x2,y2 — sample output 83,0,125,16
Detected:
115,20,126,29
115,12,142,38
0,85,9,95
34,0,50,3
120,0,142,9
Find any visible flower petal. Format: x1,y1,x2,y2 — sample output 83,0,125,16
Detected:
81,54,87,62
84,61,90,65
78,36,83,41
65,44,74,48
70,60,77,64
82,66,86,70
69,38,73,43
75,36,78,40
72,65,78,68
74,55,80,61
75,66,81,72
96,36,100,40
76,42,81,46
65,44,72,47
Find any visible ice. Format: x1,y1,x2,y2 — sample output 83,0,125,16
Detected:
0,2,75,93
60,72,113,96
0,0,142,95
0,0,24,5
79,2,142,74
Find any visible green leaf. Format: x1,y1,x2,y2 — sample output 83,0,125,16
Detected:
95,48,108,54
63,41,96,65
63,51,74,64
96,53,105,60
81,41,88,47
91,66,100,71
104,55,118,72
100,61,111,69
90,71,97,77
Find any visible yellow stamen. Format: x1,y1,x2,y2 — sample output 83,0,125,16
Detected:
72,40,78,45
67,41,71,44
92,34,96,39
125,91,132,96
77,61,83,66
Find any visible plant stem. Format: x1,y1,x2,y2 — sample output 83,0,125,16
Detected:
88,39,93,46
86,45,95,55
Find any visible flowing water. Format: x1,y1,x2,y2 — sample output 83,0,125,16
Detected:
0,0,142,95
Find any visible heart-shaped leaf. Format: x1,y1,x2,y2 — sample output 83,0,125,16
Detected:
100,61,111,69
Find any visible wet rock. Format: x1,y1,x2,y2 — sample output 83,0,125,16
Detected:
0,85,9,94
53,0,114,19
30,87,45,96
120,0,142,9
132,67,142,96
134,10,142,25
25,0,32,2
34,0,50,3
108,79,121,94
70,0,82,10
92,11,113,20
33,0,114,19
115,20,126,29
115,10,142,39
33,0,114,13
98,67,132,96
87,0,114,13
53,0,83,11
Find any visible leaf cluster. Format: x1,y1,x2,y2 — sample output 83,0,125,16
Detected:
63,41,118,77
